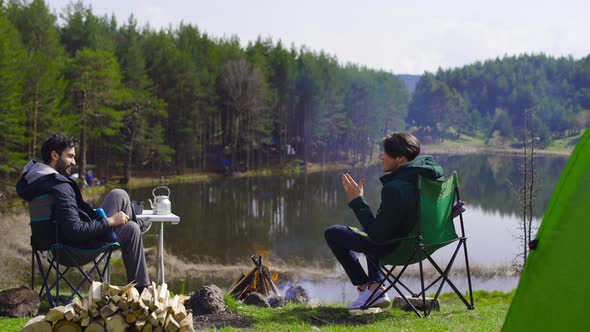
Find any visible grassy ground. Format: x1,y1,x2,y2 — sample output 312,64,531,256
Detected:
545,132,584,152
223,290,511,331
421,132,580,156
0,290,512,331
0,317,29,332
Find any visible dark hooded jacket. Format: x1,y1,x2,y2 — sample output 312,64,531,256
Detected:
348,155,444,243
16,160,111,247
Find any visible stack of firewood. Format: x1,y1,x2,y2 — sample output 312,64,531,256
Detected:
22,281,194,332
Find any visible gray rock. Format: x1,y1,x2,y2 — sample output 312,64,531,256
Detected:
268,295,286,308
0,286,40,317
242,292,269,307
392,296,440,311
187,284,227,315
285,285,309,304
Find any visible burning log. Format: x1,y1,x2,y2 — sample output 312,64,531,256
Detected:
229,255,281,301
22,281,194,332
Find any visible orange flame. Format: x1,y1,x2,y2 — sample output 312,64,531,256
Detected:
250,271,259,290
253,243,271,259
242,245,281,294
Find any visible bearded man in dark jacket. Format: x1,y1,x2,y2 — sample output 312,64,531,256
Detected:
16,134,150,289
325,132,446,309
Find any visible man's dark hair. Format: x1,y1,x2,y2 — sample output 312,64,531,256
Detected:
41,134,78,163
383,132,421,161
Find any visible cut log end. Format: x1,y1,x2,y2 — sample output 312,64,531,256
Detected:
22,315,52,332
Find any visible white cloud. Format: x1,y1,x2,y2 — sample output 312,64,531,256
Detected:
45,0,590,74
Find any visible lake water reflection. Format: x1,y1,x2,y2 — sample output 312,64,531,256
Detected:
128,153,567,303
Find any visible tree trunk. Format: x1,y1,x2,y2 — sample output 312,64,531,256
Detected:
79,128,87,187
31,87,40,160
233,116,239,171
125,137,133,183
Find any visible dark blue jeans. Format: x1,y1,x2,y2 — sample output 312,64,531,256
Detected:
324,225,397,286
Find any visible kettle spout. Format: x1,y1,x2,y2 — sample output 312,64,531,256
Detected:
148,199,154,209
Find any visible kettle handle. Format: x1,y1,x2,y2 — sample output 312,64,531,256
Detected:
152,186,171,198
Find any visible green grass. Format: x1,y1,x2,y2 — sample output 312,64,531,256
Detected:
421,131,579,156
225,290,511,331
432,133,487,147
127,173,214,189
0,290,513,332
545,130,584,151
0,317,29,332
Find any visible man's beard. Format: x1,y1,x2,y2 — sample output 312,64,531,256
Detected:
55,159,71,176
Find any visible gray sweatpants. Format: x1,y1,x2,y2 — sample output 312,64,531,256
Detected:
100,189,150,287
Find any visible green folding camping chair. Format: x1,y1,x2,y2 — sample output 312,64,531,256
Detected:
29,194,120,307
359,171,474,317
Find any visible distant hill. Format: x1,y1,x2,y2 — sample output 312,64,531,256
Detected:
397,74,421,94
407,54,590,145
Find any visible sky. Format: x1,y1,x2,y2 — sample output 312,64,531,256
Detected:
45,0,590,75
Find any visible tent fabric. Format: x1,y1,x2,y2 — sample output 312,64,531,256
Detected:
503,129,590,331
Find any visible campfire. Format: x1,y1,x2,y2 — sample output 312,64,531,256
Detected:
228,255,280,301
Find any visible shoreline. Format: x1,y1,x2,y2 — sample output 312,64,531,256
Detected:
422,144,572,157
128,144,571,188
0,144,569,208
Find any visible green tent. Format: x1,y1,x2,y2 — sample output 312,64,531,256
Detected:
503,129,590,331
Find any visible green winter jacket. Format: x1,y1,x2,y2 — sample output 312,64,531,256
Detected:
348,155,444,243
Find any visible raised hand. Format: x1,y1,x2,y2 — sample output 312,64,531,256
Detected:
342,173,365,202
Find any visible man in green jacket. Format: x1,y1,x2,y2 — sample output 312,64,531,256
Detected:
325,132,444,309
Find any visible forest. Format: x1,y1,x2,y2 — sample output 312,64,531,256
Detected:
1,0,589,191
408,54,590,145
0,0,409,187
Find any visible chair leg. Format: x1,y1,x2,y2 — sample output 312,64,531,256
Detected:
362,260,398,309
456,189,475,309
101,249,114,284
31,250,35,290
384,264,418,297
55,250,60,306
34,251,55,307
364,262,424,317
104,265,110,284
96,249,114,282
63,250,98,302
385,278,423,317
462,239,475,309
46,261,73,298
416,275,443,297
425,246,472,309
40,257,55,302
64,248,115,303
36,245,118,307
419,258,427,317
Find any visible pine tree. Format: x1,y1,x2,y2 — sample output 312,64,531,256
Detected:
6,0,66,159
65,49,125,181
116,15,168,180
0,12,26,186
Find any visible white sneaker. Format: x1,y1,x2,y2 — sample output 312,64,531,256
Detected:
347,287,391,309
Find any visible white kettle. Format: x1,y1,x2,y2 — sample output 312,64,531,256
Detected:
148,186,172,215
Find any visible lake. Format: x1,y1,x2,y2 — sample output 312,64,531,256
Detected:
128,153,568,304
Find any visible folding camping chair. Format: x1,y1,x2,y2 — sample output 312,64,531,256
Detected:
28,194,120,307
360,171,474,317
